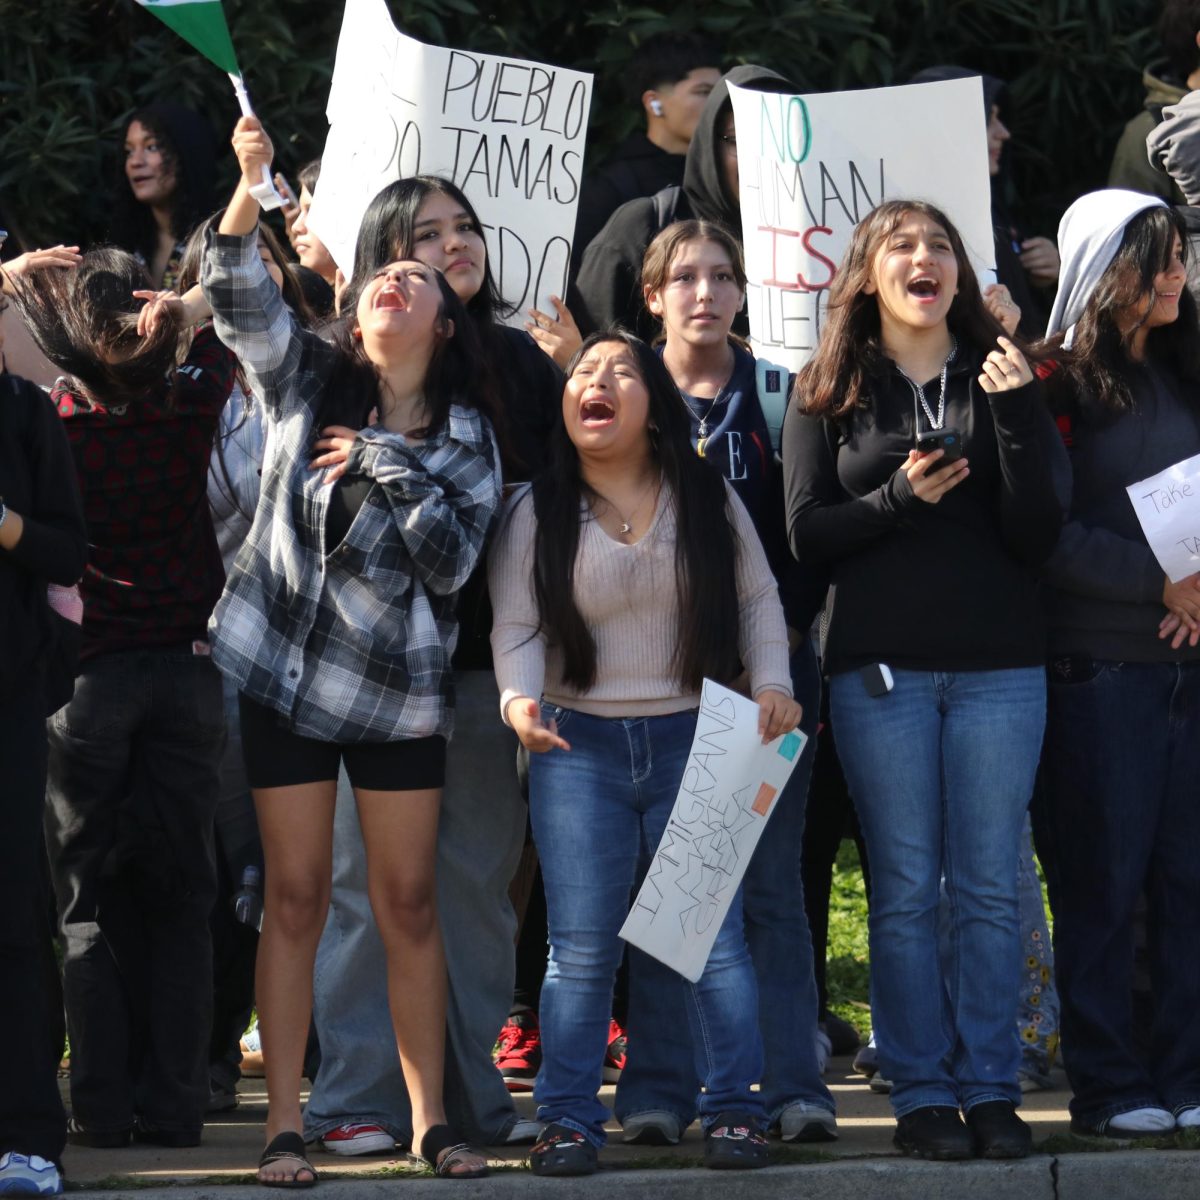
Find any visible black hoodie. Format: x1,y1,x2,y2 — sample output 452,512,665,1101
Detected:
574,64,792,340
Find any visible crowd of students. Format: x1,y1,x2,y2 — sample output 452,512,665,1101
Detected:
4,4,1200,1194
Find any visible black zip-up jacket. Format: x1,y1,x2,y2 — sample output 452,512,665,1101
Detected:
782,346,1065,675
0,371,87,701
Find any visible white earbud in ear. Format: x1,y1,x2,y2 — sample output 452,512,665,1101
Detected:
650,99,664,117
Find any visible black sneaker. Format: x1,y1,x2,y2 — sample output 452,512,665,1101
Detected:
704,1111,769,1170
966,1101,1032,1159
529,1123,598,1177
66,1118,132,1149
132,1118,202,1148
893,1106,974,1160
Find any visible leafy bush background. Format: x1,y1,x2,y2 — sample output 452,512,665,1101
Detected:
0,0,1161,252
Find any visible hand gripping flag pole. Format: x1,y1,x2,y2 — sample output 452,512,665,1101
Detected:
133,0,283,211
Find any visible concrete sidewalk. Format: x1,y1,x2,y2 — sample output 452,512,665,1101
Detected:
60,1058,1200,1197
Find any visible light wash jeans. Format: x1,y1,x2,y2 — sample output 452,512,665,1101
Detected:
615,642,833,1129
302,671,527,1144
531,706,764,1147
830,666,1045,1118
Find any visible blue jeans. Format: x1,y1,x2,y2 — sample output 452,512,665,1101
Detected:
616,642,832,1128
829,666,1045,1117
1037,658,1200,1125
531,707,763,1147
303,671,527,1144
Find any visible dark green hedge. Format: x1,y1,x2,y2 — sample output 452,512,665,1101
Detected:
0,0,1160,251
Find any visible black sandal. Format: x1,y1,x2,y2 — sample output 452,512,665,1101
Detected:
407,1125,489,1179
704,1112,769,1170
258,1131,318,1188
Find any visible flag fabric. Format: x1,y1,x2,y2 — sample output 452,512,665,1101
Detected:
134,0,240,75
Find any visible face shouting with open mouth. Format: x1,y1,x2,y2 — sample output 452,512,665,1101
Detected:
124,120,176,208
354,260,448,348
563,340,652,459
866,213,960,336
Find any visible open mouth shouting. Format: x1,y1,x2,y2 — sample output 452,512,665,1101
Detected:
907,275,941,303
374,285,408,312
580,396,616,427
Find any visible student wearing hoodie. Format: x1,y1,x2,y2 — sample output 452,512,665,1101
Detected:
1108,0,1200,201
570,34,721,275
1147,89,1200,304
1036,189,1200,1139
574,64,795,342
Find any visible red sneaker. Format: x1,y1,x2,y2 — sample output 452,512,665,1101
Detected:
319,1123,395,1156
603,1018,628,1083
496,1010,541,1093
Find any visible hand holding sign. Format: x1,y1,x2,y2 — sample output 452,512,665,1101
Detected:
1126,451,1200,583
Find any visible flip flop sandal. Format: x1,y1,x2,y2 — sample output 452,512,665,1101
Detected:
258,1131,318,1188
408,1125,489,1179
529,1123,598,1177
704,1112,769,1170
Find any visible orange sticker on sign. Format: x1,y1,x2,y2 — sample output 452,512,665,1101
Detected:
752,783,777,816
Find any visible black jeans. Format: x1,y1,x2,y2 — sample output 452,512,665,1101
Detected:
0,679,67,1162
45,648,224,1135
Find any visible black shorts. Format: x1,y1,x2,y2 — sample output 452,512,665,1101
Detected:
238,693,446,791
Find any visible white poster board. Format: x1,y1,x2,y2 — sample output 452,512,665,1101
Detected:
729,77,996,373
620,680,807,982
309,0,592,321
1126,452,1200,582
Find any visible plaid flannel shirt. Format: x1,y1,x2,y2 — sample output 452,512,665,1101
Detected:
201,231,501,742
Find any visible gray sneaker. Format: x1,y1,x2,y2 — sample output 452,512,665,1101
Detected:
621,1111,682,1145
774,1102,838,1142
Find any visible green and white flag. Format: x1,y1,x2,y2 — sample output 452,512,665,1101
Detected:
134,0,240,75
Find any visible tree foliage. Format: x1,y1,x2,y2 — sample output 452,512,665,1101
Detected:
0,0,1160,251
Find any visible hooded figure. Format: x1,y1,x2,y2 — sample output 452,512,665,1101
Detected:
1045,189,1167,345
1147,90,1200,304
573,64,793,340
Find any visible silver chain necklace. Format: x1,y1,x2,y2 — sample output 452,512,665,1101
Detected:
897,336,957,431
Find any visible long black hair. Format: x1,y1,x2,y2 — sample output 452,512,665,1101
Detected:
110,103,218,267
1041,206,1200,421
10,247,183,410
529,329,741,692
320,263,495,441
347,176,512,324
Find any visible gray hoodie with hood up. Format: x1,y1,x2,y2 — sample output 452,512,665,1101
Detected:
573,64,792,340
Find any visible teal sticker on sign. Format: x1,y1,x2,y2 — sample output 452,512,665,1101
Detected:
778,732,802,761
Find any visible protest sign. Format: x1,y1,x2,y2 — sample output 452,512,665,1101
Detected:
729,78,995,373
620,680,806,983
308,0,592,320
1126,451,1200,582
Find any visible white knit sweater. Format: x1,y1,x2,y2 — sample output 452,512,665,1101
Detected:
488,480,792,721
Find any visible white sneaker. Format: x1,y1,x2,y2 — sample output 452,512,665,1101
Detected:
621,1111,682,1145
0,1152,64,1196
1107,1107,1175,1135
318,1123,396,1156
1175,1106,1200,1130
775,1102,838,1143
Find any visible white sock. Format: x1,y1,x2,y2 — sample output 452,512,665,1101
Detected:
1108,1106,1175,1134
1176,1106,1200,1129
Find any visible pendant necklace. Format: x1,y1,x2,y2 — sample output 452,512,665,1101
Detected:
897,335,957,431
598,472,660,538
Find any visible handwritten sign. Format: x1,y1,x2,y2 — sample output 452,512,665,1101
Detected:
620,679,806,982
1126,452,1200,582
308,0,592,320
729,78,995,373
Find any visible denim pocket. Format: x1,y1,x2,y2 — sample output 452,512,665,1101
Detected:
539,702,574,731
1048,656,1116,686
